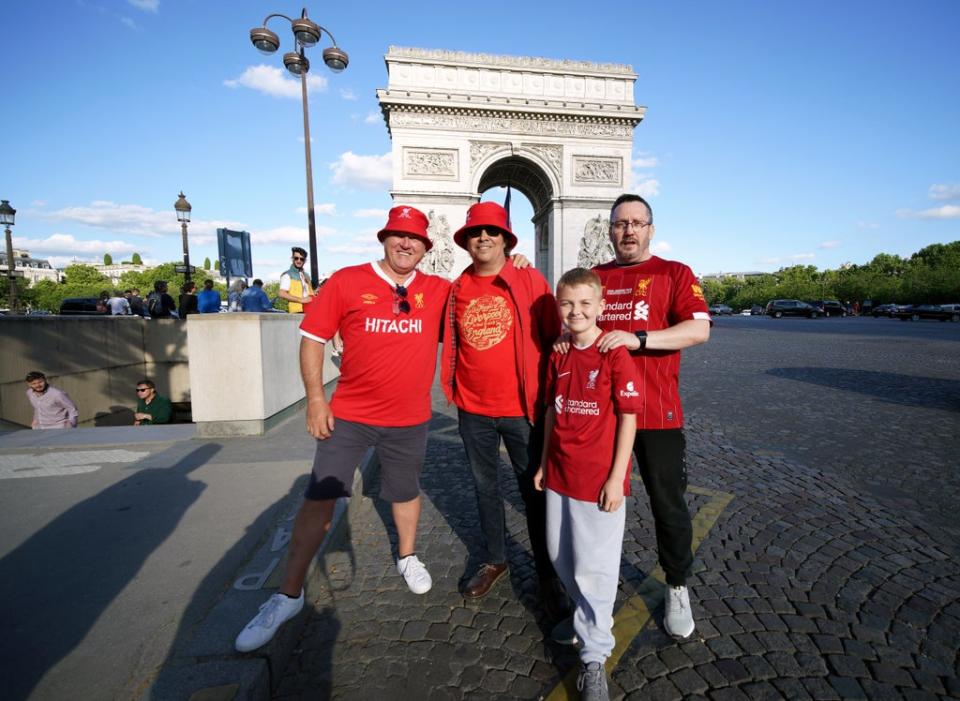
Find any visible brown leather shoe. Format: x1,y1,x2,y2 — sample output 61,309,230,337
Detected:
462,563,509,599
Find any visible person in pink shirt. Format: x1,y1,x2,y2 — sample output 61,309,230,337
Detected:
25,371,78,429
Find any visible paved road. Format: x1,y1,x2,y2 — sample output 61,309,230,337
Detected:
276,316,960,699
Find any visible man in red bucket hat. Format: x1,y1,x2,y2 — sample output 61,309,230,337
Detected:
440,200,570,619
236,205,452,652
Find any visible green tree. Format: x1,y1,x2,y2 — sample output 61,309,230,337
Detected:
263,281,289,312
203,257,211,270
214,259,220,271
131,252,143,265
103,253,113,266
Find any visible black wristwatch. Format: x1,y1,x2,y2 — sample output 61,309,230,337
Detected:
634,330,648,349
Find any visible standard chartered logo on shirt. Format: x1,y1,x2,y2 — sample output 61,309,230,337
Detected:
555,394,564,414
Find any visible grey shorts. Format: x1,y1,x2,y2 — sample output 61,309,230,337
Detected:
305,418,429,503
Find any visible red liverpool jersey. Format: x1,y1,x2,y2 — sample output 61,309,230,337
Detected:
593,256,711,429
300,262,450,426
544,338,641,502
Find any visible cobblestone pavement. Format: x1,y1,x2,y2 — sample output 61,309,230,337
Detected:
276,318,960,700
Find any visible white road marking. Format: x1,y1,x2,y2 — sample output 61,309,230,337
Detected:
0,449,151,480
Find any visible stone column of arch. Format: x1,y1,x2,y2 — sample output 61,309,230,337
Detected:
376,46,645,285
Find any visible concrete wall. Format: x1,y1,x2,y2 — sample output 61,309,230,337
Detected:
0,316,189,428
187,313,329,436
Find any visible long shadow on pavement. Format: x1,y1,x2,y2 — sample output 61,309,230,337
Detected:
0,443,219,701
768,367,960,412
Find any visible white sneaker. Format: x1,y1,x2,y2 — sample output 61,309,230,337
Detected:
234,590,304,652
664,585,695,638
397,554,432,594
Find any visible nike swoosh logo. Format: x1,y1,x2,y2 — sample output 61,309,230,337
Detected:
558,371,571,377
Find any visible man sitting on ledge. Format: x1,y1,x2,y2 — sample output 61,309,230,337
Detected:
133,380,171,426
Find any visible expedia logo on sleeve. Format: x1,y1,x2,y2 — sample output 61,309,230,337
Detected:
620,381,639,398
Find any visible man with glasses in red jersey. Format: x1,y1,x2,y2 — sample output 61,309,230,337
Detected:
278,246,315,313
440,201,570,619
591,193,711,640
235,206,452,652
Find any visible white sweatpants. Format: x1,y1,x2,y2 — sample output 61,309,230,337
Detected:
545,488,627,664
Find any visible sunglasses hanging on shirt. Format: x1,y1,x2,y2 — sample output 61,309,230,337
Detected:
393,284,410,315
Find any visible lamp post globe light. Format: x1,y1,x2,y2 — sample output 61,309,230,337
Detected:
175,191,193,283
248,8,348,289
1,199,18,313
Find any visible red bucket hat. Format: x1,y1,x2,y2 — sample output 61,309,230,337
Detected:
453,201,518,251
377,205,432,251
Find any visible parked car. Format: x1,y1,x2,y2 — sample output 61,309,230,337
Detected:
750,304,764,316
871,303,901,318
765,299,821,318
58,297,106,315
894,304,960,322
709,304,734,316
809,300,848,317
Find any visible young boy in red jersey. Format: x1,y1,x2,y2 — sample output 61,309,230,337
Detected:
534,268,640,701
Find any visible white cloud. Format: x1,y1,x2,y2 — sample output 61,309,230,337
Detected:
353,208,389,219
224,65,328,100
295,203,336,216
897,205,960,220
857,221,879,230
46,201,170,237
634,177,661,198
651,241,671,254
340,88,358,101
928,183,960,201
13,233,140,257
127,0,159,11
632,153,659,168
330,151,392,191
818,240,841,249
44,200,244,239
364,111,382,124
31,200,47,208
119,16,138,30
251,225,336,245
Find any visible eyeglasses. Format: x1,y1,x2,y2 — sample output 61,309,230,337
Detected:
136,387,150,393
465,229,503,239
610,220,651,233
393,284,410,315
292,256,305,261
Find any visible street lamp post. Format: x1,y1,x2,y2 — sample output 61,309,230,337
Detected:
248,8,348,290
175,191,193,284
1,200,18,313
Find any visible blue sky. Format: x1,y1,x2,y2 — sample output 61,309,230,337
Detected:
4,0,958,281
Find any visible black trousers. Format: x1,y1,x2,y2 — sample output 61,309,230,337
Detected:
633,429,693,586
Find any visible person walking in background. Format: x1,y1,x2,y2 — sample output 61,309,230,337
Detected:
178,281,199,319
228,279,247,312
133,380,172,425
147,280,177,319
278,246,314,313
240,279,275,312
25,371,78,429
108,290,130,315
126,288,146,317
197,279,221,313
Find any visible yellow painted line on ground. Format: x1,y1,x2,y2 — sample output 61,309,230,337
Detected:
543,482,734,700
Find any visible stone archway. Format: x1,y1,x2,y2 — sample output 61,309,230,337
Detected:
376,47,645,285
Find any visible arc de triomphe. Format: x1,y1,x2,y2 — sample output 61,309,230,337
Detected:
376,47,645,285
